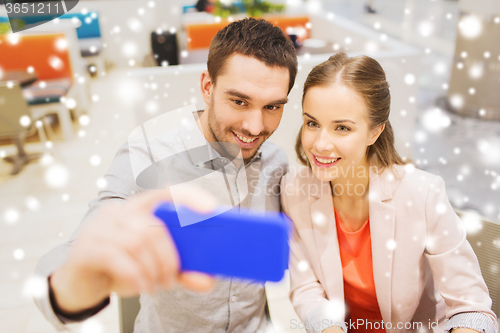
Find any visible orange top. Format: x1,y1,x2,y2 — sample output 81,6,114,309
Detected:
335,208,384,332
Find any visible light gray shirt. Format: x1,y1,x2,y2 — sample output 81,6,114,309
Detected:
34,110,289,333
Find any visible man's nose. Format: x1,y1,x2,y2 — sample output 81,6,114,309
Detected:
314,129,334,152
241,109,264,136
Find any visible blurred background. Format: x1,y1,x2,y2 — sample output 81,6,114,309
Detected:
0,0,499,332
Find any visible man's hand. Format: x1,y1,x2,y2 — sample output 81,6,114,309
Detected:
50,186,217,315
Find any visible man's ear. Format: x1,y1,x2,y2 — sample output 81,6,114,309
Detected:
368,123,385,146
200,70,213,105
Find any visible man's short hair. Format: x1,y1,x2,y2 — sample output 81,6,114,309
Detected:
207,17,298,93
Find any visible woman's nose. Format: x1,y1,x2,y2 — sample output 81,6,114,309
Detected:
314,130,334,152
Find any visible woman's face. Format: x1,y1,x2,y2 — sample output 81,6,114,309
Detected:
301,83,382,182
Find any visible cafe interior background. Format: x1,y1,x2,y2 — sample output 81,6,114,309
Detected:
1,0,500,332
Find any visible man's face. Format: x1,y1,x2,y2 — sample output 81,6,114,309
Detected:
200,54,290,162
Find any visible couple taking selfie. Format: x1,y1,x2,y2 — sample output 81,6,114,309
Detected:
35,18,496,333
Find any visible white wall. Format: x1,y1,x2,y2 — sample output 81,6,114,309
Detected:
459,0,500,16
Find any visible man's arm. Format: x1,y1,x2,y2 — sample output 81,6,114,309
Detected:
48,189,216,315
33,144,217,328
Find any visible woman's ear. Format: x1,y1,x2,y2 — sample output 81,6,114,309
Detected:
368,123,385,146
200,70,213,105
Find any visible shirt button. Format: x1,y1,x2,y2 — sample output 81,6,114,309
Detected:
231,296,236,302
221,158,228,164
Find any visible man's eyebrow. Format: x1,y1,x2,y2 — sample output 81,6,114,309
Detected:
224,89,288,105
224,89,251,100
270,98,289,105
303,112,356,124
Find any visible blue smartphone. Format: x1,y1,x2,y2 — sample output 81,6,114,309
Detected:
154,203,291,282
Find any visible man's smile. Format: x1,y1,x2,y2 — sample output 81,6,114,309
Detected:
231,131,260,148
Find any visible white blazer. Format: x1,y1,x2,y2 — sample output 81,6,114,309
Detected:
281,164,496,333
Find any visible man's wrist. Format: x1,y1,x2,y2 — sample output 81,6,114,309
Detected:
49,267,109,315
48,274,110,321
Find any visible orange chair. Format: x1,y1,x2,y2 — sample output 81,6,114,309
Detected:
0,33,74,139
0,33,73,81
185,15,310,50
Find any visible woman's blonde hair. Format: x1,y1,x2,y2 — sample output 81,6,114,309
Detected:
295,52,407,171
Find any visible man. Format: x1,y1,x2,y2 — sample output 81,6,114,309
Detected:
34,18,298,332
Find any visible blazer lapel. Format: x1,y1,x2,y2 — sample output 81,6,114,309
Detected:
309,182,345,308
368,167,399,324
306,166,403,322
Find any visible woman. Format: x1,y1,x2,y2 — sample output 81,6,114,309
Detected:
281,53,496,333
